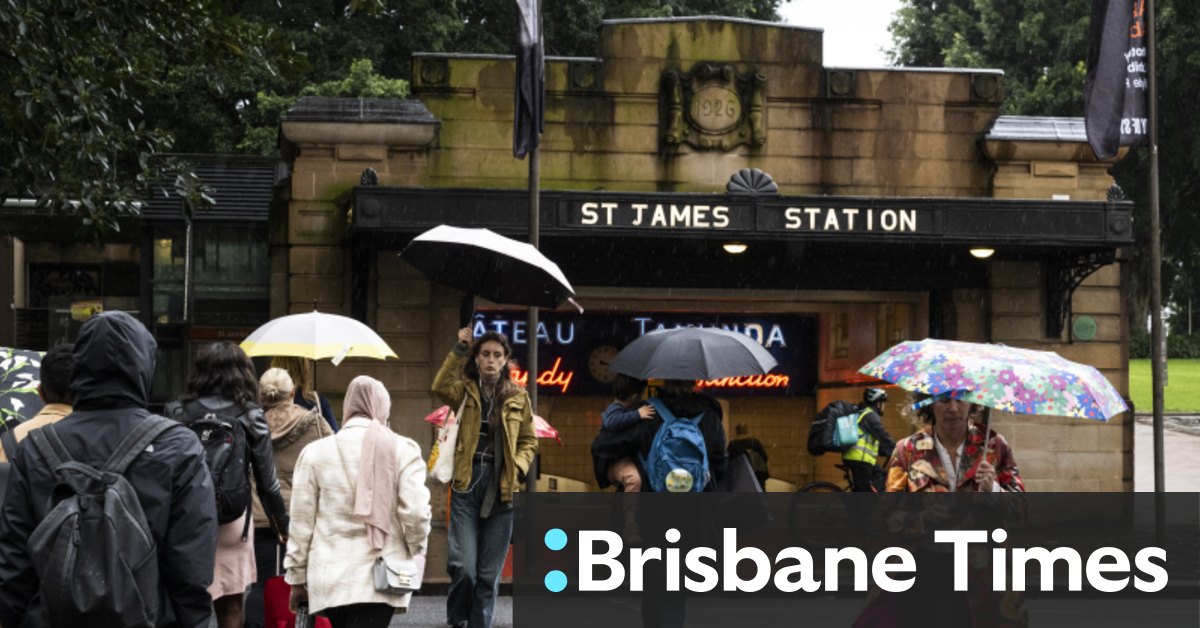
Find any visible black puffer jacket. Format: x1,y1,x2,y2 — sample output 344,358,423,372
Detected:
165,395,289,535
590,391,728,491
0,311,218,628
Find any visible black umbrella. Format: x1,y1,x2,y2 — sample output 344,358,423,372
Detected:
608,327,779,381
399,225,578,323
0,347,44,429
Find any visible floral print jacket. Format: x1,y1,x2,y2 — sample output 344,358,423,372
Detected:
885,422,1025,493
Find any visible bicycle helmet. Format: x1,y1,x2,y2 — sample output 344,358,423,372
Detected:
863,388,888,404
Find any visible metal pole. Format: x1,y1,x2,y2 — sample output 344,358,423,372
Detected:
526,141,540,423
525,0,542,493
183,215,193,323
1146,0,1164,495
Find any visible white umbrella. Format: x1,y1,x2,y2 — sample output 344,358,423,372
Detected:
240,311,397,362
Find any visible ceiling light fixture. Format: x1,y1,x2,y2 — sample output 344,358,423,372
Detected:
722,242,748,254
969,247,995,259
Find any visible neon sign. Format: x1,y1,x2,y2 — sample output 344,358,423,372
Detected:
511,357,575,394
478,311,817,396
505,359,792,393
697,374,791,389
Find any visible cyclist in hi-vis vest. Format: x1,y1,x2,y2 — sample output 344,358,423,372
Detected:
842,388,896,492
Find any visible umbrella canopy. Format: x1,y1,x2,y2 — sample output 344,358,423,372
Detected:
859,338,1127,420
0,347,44,428
399,225,575,310
608,327,779,381
533,414,561,443
240,311,397,361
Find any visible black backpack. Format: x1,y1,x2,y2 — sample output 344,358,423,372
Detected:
807,400,859,456
27,417,176,628
167,398,251,525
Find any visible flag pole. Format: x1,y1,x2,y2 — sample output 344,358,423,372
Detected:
1146,0,1164,495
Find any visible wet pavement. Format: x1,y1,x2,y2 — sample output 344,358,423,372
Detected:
1134,415,1200,492
389,595,511,627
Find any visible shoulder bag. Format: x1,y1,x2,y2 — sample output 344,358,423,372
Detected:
427,396,467,484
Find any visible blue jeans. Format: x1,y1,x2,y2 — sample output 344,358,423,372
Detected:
447,460,513,628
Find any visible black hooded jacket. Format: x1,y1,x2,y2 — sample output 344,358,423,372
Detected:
591,390,728,491
0,311,218,628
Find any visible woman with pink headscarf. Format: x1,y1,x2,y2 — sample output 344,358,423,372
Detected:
285,376,432,628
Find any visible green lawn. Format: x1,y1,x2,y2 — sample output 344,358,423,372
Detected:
1129,359,1200,413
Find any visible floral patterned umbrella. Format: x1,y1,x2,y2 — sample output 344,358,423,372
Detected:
859,338,1127,420
0,347,44,429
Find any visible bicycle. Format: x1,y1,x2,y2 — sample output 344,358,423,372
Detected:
789,464,882,550
798,463,857,492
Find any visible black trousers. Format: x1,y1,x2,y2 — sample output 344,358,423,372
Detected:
324,603,396,628
846,460,881,492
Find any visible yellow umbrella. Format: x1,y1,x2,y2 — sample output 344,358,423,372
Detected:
240,311,396,362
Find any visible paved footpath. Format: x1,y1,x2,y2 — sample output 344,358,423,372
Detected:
389,595,511,627
1133,417,1200,491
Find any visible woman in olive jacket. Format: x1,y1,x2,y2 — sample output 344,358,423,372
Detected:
432,327,537,628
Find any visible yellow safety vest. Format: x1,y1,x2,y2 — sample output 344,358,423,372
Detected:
842,409,879,465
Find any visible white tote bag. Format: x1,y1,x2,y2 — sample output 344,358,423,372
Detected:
428,397,466,484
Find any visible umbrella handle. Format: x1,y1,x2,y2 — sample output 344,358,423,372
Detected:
979,414,993,487
459,294,475,328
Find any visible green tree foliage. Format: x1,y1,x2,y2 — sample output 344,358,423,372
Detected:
889,0,1091,116
1,0,779,229
0,0,295,233
238,59,410,154
890,0,1200,332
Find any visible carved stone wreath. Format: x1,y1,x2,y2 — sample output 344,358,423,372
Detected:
662,63,766,151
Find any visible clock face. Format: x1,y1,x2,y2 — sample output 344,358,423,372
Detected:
588,345,620,384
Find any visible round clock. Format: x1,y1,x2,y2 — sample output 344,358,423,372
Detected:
587,344,620,383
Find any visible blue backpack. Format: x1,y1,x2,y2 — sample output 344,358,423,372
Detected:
641,398,710,493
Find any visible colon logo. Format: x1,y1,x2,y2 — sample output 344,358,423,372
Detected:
543,528,569,592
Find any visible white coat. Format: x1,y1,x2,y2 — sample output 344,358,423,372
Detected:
285,418,432,613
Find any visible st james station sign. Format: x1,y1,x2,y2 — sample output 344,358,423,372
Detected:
351,187,1133,247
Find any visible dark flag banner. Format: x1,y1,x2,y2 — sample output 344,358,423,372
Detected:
1084,0,1149,159
514,0,544,159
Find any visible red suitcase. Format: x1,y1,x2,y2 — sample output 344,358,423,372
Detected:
264,546,331,628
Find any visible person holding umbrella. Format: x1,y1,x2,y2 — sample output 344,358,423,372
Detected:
861,338,1125,491
872,393,1027,627
885,392,1024,494
270,356,338,433
433,327,537,628
244,367,333,628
